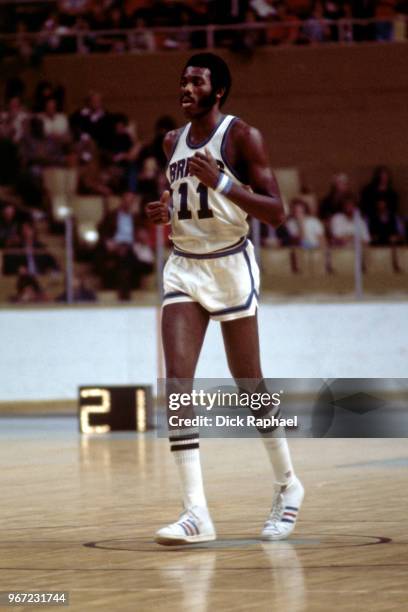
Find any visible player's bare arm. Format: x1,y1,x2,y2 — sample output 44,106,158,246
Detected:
188,119,285,227
145,129,180,224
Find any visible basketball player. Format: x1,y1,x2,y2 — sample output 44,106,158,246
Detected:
146,53,304,545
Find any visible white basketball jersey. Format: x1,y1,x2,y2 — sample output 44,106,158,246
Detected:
166,114,249,253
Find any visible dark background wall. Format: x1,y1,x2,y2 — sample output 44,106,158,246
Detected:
18,43,408,210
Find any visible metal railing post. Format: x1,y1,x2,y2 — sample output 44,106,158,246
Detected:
251,218,261,266
65,214,74,304
353,208,364,300
156,224,164,302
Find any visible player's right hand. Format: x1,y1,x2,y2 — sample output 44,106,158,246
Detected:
146,190,171,224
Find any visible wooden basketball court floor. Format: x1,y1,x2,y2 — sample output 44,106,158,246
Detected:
0,417,407,612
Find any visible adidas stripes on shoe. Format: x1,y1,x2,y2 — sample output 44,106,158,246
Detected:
262,477,304,541
155,506,216,546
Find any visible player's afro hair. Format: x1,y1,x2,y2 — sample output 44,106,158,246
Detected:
183,53,231,107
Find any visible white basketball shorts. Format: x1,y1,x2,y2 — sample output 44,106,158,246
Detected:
162,238,260,322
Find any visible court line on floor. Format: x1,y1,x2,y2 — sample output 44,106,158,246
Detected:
1,565,408,571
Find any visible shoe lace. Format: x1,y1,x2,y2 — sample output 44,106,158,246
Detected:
266,490,284,526
178,508,197,525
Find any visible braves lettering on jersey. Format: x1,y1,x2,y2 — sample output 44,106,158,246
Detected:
166,115,249,254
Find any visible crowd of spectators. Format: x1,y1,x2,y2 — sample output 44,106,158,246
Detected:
0,76,172,301
0,74,407,303
0,0,407,61
267,166,406,272
270,167,405,251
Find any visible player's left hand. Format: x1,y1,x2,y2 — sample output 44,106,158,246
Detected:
189,148,220,190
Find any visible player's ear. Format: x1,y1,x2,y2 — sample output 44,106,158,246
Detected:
216,87,225,104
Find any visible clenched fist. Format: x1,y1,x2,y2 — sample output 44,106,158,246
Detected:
189,147,220,190
146,190,171,224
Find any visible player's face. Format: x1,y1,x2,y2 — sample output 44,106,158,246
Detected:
180,66,218,118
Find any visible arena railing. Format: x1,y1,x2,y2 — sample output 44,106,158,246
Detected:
0,17,406,54
1,227,406,304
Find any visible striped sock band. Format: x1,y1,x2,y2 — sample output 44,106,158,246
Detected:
169,427,199,455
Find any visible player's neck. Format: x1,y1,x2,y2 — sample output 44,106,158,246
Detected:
189,107,223,144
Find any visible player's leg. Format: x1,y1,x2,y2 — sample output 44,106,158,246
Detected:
221,314,295,485
221,313,304,540
156,301,215,545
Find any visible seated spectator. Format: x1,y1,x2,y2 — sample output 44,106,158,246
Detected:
322,0,346,41
296,175,318,215
375,0,396,41
20,116,66,169
319,172,353,243
40,97,70,141
188,1,211,48
9,272,48,304
2,221,60,276
71,16,93,53
0,137,20,186
267,4,302,46
330,196,370,246
352,0,376,42
0,203,25,248
286,198,325,248
250,0,277,19
160,8,193,51
87,3,110,31
301,2,330,44
0,96,29,143
70,92,114,150
58,0,92,26
78,151,118,196
13,21,35,63
18,117,65,208
137,156,161,210
368,198,403,245
33,80,65,113
133,225,155,273
128,16,156,52
138,115,177,170
39,11,72,54
360,165,399,218
56,274,97,302
95,191,153,299
108,114,141,191
125,0,152,21
232,9,266,54
319,172,352,220
88,6,128,53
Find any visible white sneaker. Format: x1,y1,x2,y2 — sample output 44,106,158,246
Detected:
262,477,304,541
155,506,216,546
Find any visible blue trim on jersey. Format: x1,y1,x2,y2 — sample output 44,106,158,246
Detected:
186,114,227,150
220,116,246,184
173,238,247,260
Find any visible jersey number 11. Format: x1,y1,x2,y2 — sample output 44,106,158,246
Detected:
177,182,214,220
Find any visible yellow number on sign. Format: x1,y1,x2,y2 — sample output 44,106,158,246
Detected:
80,388,111,434
136,389,147,432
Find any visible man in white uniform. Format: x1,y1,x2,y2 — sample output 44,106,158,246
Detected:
147,53,304,545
